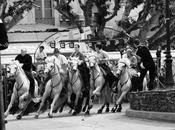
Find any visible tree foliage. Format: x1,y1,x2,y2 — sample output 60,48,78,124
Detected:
54,0,121,39
0,0,35,31
118,0,175,49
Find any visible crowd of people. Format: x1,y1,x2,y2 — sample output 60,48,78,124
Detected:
13,39,156,99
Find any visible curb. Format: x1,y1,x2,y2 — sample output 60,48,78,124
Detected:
125,108,175,122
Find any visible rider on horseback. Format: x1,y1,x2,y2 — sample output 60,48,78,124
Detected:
70,44,90,94
94,43,118,95
15,48,35,97
122,46,140,91
43,48,68,88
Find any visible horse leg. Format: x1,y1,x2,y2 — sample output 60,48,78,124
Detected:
117,104,122,112
67,83,72,105
16,95,32,120
111,89,121,113
104,85,110,113
97,104,105,114
82,96,87,112
72,92,81,116
4,92,17,118
48,88,62,118
114,91,127,113
35,90,50,119
105,102,110,113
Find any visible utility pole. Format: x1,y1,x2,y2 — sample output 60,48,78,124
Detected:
165,0,174,86
0,51,5,130
0,0,7,128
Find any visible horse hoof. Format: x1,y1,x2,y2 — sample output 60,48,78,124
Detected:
111,107,116,113
48,112,53,118
16,115,22,120
82,107,86,112
59,108,63,113
105,107,110,113
34,114,39,119
72,111,77,116
5,120,8,124
97,109,102,114
117,108,122,112
85,111,90,115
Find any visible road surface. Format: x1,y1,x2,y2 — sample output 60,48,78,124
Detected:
5,104,175,130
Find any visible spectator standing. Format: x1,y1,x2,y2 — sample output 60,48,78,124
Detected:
35,46,47,63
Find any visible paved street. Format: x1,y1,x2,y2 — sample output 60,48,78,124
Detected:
5,104,175,130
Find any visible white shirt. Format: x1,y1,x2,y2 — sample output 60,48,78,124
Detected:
49,54,68,69
35,50,47,62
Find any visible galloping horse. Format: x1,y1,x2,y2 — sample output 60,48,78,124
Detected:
87,55,111,114
35,61,63,118
4,60,39,119
67,57,84,115
111,58,147,112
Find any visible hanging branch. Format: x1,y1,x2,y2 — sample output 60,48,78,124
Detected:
55,0,83,33
105,0,121,22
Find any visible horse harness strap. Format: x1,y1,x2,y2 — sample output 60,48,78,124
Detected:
51,74,62,89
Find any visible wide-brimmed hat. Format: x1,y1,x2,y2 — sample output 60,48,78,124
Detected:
53,48,60,54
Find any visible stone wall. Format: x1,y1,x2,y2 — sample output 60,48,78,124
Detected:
129,90,175,112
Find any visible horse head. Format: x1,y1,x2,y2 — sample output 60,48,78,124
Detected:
115,58,129,77
9,60,23,76
44,61,57,75
68,57,79,71
87,54,97,69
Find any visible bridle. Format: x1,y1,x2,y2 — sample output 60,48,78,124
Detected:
46,62,62,89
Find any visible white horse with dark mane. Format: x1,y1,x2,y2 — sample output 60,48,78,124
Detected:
4,60,39,119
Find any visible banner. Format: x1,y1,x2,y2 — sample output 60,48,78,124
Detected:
71,29,81,39
83,26,92,35
60,32,69,40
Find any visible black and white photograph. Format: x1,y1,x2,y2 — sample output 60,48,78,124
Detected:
0,0,175,130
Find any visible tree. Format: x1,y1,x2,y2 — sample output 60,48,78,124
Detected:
0,1,35,129
117,0,175,49
54,0,122,39
0,0,35,31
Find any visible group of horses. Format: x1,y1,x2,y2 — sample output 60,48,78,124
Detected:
4,54,149,120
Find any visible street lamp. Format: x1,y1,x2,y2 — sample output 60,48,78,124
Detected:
165,0,174,86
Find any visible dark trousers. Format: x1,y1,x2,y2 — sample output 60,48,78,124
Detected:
78,62,90,91
139,65,156,91
99,63,117,88
25,71,35,96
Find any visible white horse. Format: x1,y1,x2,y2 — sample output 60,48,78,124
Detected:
35,61,63,118
111,58,147,112
87,55,111,114
67,57,83,115
4,60,39,119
